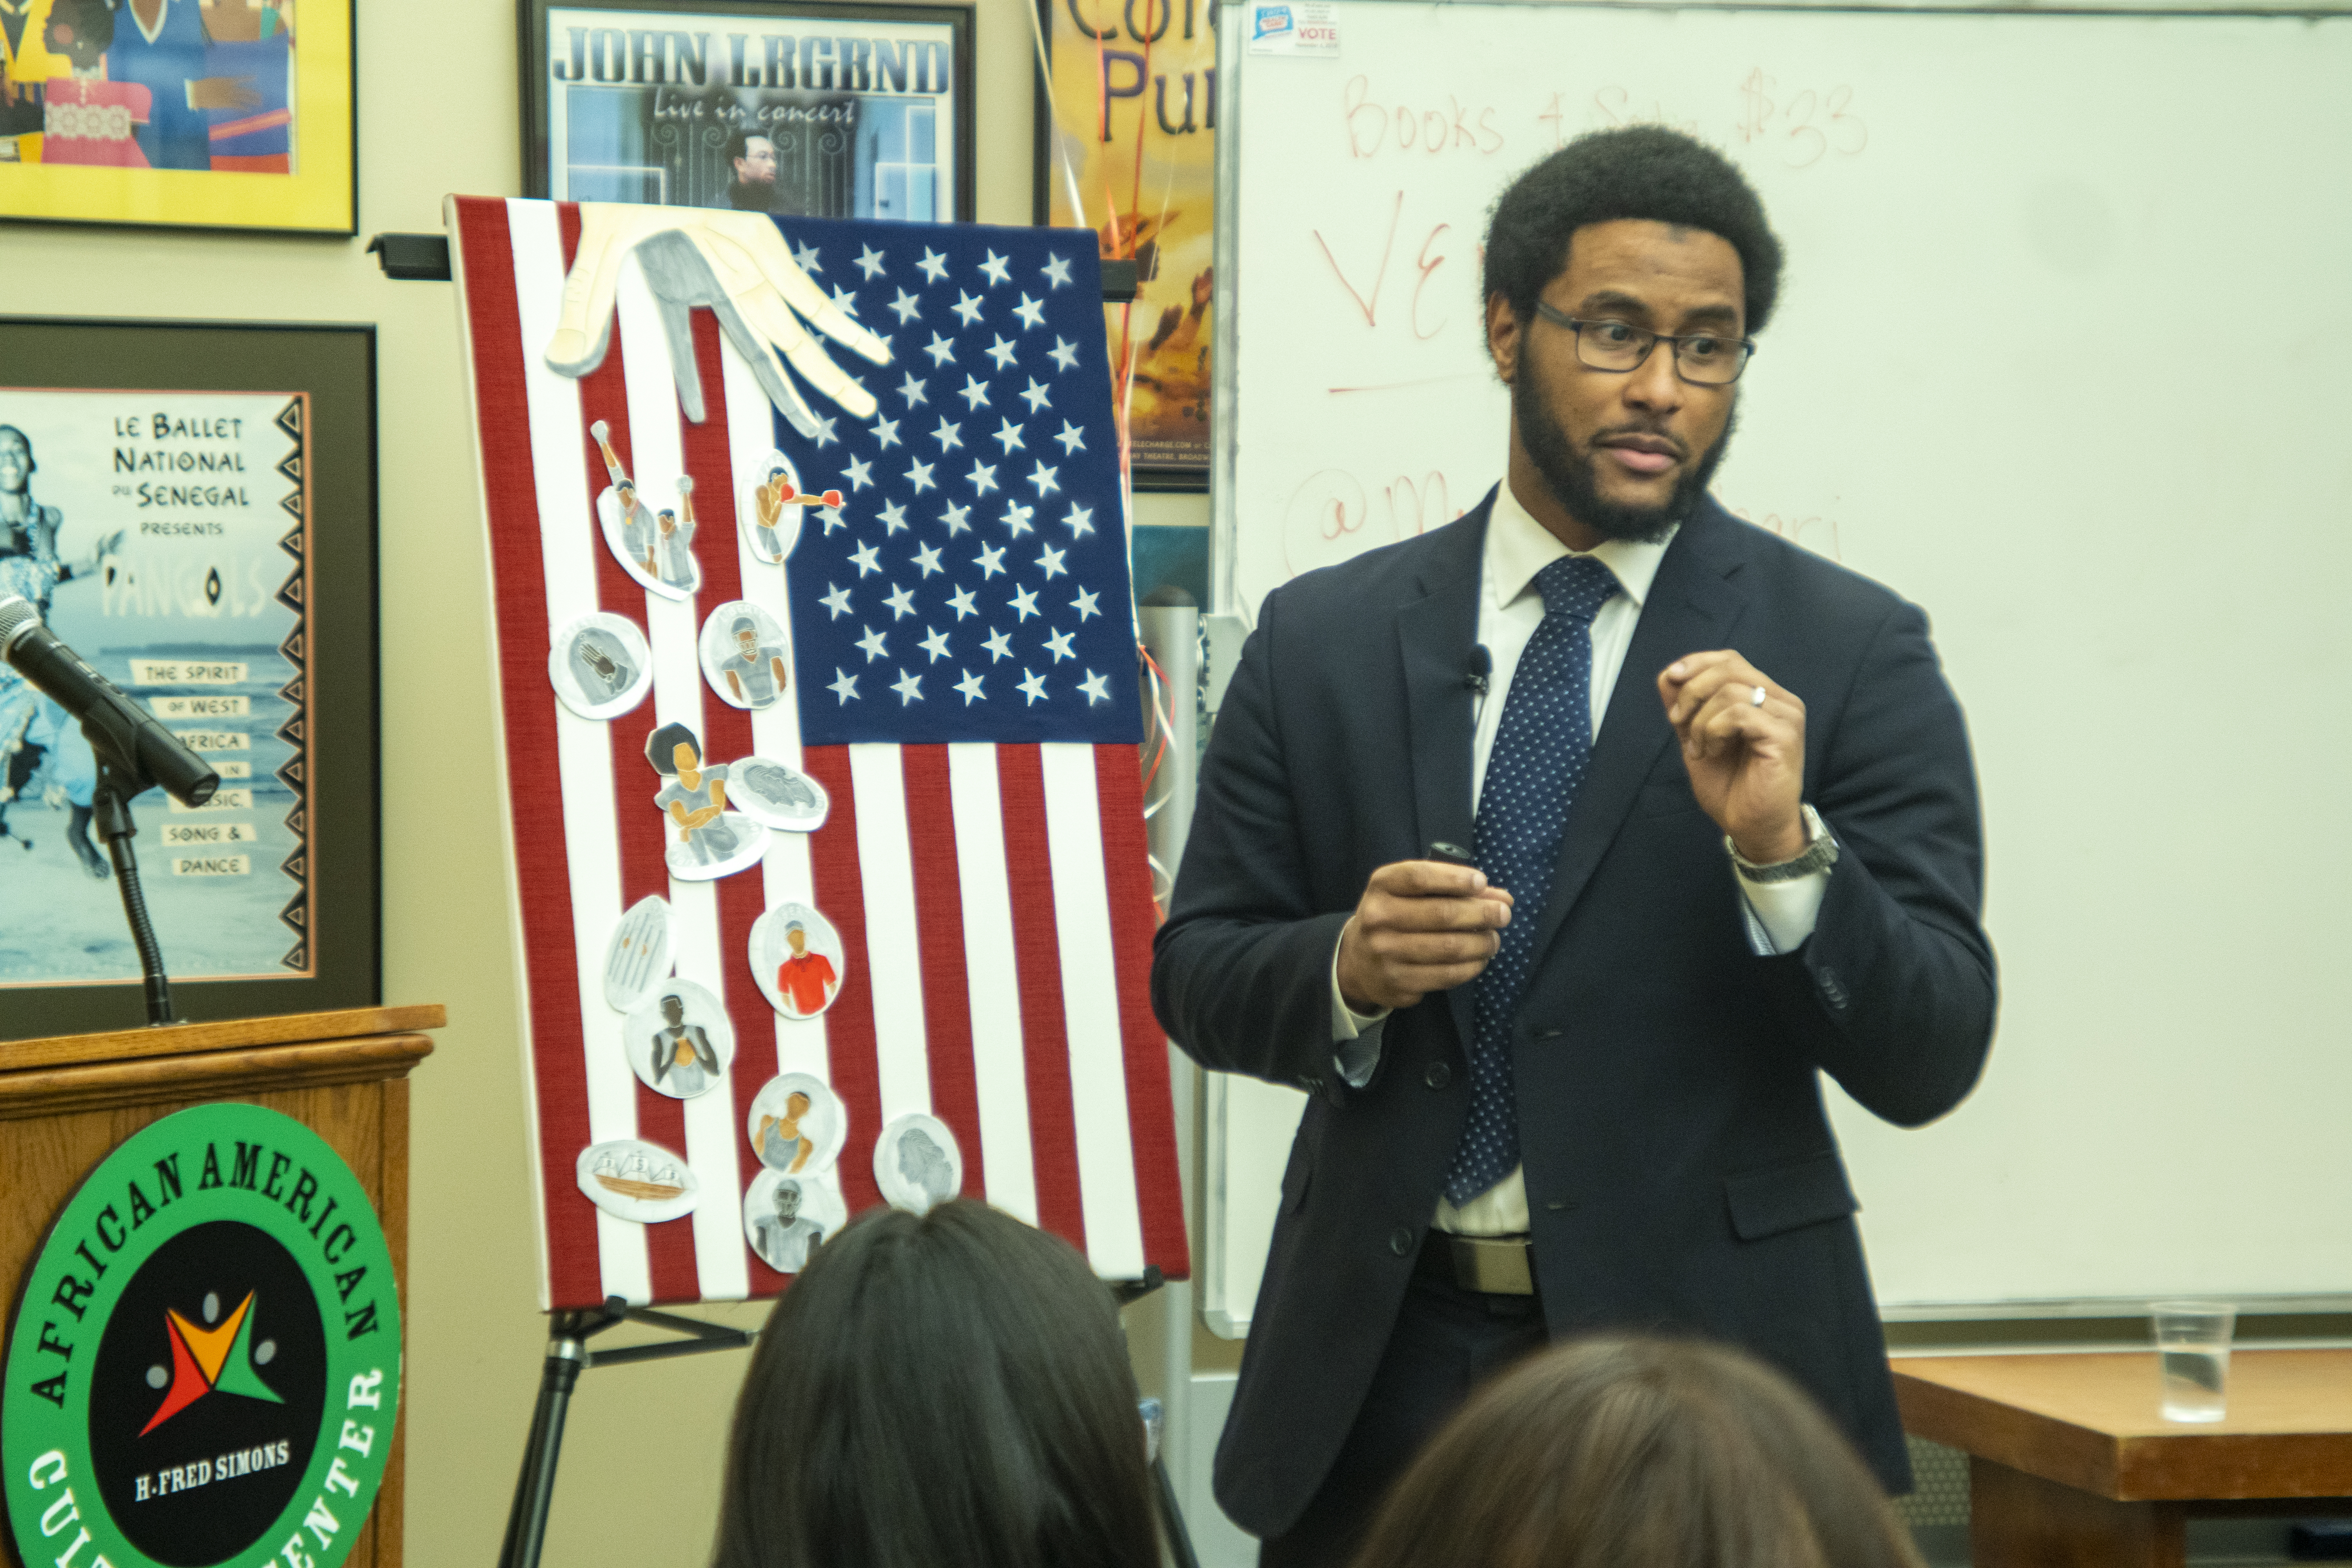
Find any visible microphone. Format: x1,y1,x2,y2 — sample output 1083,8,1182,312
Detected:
1463,644,1492,695
0,595,220,806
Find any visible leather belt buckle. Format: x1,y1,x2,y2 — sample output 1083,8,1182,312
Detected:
1421,1231,1535,1294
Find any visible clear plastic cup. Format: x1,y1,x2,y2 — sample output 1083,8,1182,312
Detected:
2151,1301,2235,1423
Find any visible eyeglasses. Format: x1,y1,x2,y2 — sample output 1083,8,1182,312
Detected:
1532,301,1756,386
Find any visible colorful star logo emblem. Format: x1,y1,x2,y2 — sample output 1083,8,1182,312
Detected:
140,1290,283,1436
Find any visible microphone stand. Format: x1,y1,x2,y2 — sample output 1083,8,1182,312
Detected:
87,744,174,1026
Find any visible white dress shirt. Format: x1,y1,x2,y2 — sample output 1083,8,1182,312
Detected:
1327,478,1829,1236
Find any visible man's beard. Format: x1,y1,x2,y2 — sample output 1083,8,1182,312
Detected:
1512,362,1736,544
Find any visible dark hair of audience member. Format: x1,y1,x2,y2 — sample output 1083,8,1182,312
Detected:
1349,1337,1925,1568
711,1199,1161,1568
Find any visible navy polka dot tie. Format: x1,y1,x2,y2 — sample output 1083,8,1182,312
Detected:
1444,554,1619,1206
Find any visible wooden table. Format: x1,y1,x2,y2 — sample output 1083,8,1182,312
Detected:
1893,1350,2352,1568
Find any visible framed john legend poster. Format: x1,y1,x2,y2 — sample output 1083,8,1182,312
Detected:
521,0,975,222
0,318,380,1040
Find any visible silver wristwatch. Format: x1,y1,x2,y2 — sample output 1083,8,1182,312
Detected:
1727,804,1838,884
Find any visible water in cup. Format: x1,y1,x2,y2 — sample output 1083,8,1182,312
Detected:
2160,1342,2230,1422
2151,1301,2235,1423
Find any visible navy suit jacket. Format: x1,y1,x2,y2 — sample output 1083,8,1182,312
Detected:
1152,492,1996,1537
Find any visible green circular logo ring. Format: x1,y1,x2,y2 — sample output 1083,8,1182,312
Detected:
2,1104,402,1568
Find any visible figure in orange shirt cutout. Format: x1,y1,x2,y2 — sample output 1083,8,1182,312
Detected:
773,920,836,1018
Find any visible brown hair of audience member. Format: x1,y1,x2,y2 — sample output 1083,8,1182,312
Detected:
711,1199,1161,1568
1349,1337,1925,1568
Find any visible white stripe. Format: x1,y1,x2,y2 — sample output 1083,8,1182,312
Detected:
722,340,832,1092
849,744,933,1123
947,744,1039,1225
616,258,750,1303
507,199,651,1307
1040,743,1146,1278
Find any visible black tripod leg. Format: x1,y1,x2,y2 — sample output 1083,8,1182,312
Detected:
497,1329,590,1568
1153,1452,1202,1568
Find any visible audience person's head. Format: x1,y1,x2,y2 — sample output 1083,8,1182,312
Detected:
1350,1336,1924,1568
712,1199,1159,1568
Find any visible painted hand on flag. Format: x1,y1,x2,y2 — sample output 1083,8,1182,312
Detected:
544,205,892,436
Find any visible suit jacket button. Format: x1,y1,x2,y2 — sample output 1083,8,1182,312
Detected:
1424,1062,1452,1090
1818,967,1850,1009
1389,1227,1415,1258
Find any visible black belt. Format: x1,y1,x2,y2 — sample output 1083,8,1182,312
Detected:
1415,1229,1536,1295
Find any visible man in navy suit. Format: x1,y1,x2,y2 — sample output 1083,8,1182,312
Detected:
1153,126,1996,1567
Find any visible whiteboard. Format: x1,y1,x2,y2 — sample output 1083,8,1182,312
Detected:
1208,0,2352,1314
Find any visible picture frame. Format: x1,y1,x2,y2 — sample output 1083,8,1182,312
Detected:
0,0,356,235
0,317,380,1040
522,0,976,222
1034,0,1214,490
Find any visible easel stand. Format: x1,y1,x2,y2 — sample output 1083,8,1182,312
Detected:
495,1274,1201,1568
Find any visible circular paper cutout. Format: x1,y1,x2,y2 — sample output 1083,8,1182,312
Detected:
743,1169,846,1275
548,612,652,719
875,1113,963,1215
622,979,736,1099
727,755,829,831
750,900,846,1020
575,1139,699,1223
591,436,702,601
603,895,675,1012
646,722,769,880
700,600,792,711
745,1073,847,1176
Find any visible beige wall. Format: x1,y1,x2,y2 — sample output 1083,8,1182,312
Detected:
7,2,1204,1561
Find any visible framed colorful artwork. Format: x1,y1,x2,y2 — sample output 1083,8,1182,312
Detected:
521,0,976,222
0,317,380,1039
0,0,355,234
1034,0,1214,488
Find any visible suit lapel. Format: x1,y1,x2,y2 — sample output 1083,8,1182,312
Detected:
1396,494,1491,1054
1529,501,1752,968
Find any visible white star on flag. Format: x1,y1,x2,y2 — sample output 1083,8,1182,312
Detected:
1009,585,1041,621
1072,587,1101,620
1037,544,1067,579
1013,295,1046,330
1018,668,1049,704
941,501,973,535
907,460,936,493
795,241,822,272
987,337,1019,370
1080,669,1111,704
917,247,949,283
821,583,854,619
899,371,927,404
1002,502,1035,535
1045,627,1076,661
955,669,987,704
948,585,978,618
959,376,991,410
1064,504,1094,537
1022,380,1053,414
953,292,985,327
979,250,1012,285
920,626,953,661
1049,338,1080,372
892,669,924,704
993,419,1025,454
871,417,901,448
878,499,909,533
974,543,1006,578
968,462,998,495
884,584,916,619
890,290,922,323
1028,462,1060,496
844,455,875,491
912,541,944,576
925,334,956,367
1056,421,1086,454
984,628,1013,661
857,244,887,278
857,625,889,660
1042,253,1073,288
850,541,882,576
828,668,859,702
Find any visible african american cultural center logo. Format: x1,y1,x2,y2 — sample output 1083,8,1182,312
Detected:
2,1104,401,1568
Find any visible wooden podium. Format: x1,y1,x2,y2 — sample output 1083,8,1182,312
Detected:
0,1005,442,1568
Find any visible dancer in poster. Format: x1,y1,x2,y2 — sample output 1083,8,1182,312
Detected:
37,0,152,167
104,0,260,171
198,0,294,173
0,425,120,877
0,0,58,160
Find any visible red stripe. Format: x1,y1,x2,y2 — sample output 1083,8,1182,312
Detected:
451,198,602,1313
800,746,886,1220
995,746,1088,1252
1094,744,1191,1279
900,746,987,1202
551,201,698,1307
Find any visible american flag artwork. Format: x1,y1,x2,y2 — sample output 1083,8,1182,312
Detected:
446,196,1188,1310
